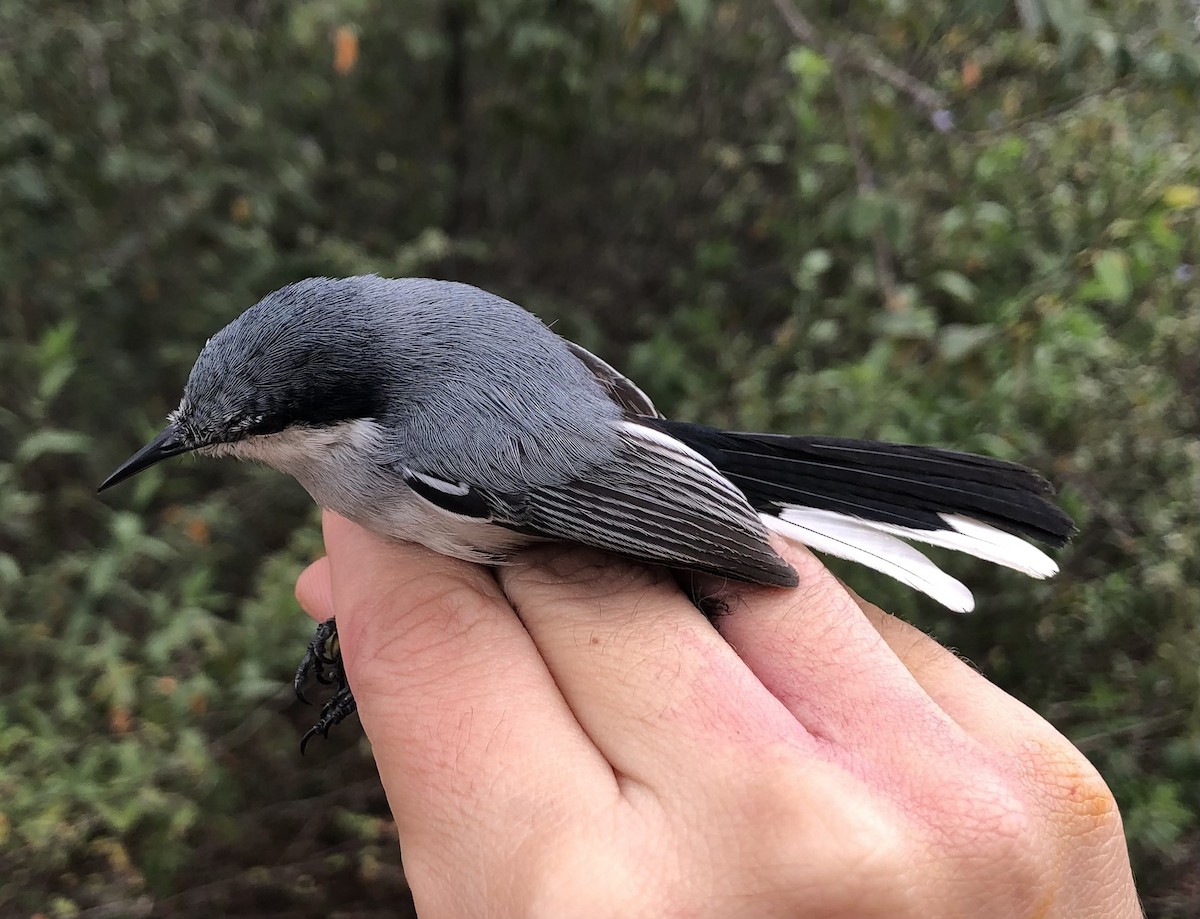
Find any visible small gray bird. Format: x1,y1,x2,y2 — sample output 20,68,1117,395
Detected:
100,276,1074,748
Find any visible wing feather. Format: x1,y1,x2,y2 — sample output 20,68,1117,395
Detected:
511,420,797,586
563,341,663,418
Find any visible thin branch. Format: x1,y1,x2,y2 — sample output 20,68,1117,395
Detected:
74,898,154,919
772,0,906,308
144,840,365,914
207,684,296,756
828,71,902,310
843,34,949,118
769,0,949,119
1072,712,1185,754
769,0,818,44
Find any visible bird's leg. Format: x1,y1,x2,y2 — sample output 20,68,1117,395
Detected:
294,617,359,752
293,616,341,702
675,571,732,622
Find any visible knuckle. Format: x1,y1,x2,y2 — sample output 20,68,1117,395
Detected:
901,636,956,682
343,577,501,695
720,754,916,911
513,835,654,919
931,768,1051,912
388,568,501,624
1015,735,1125,842
789,577,855,621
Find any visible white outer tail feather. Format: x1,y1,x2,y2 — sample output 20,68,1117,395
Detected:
768,508,1060,614
764,508,976,612
937,514,1059,578
762,505,1059,613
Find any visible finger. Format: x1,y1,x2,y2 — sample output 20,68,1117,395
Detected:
843,585,1133,907
295,555,333,622
838,581,1039,740
319,513,615,856
715,539,961,753
715,545,1098,909
842,581,1105,766
497,545,810,791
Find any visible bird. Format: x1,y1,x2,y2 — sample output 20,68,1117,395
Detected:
99,275,1075,749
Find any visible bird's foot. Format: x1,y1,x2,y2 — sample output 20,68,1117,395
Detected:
299,680,358,755
294,617,359,753
294,616,341,702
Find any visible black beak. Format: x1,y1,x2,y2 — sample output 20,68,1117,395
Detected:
98,423,195,493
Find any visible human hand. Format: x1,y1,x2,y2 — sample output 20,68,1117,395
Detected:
295,511,1140,918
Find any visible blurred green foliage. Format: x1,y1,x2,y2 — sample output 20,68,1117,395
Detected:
1,0,1197,915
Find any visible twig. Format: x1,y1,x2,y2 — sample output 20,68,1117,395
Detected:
142,840,368,914
75,898,154,919
769,0,948,119
1072,712,1185,754
771,0,907,308
829,70,903,310
207,684,296,756
843,34,949,117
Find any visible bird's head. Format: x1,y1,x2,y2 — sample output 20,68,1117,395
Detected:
99,277,389,491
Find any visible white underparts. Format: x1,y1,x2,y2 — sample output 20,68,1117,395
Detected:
205,419,532,562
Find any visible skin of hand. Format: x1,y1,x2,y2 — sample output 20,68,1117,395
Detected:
295,511,1141,919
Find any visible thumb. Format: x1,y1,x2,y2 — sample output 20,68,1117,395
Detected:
295,555,334,622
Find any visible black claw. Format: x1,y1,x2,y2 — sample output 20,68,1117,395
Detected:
299,682,358,755
299,725,318,754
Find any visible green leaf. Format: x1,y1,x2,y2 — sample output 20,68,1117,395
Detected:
0,552,22,585
793,248,833,291
785,47,830,82
873,306,938,342
785,47,830,97
939,324,997,362
15,430,92,463
932,270,978,304
1093,250,1132,304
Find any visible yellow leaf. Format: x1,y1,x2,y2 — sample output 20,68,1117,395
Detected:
1162,185,1200,209
333,25,358,76
942,27,966,50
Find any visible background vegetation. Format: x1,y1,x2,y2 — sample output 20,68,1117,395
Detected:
1,0,1198,915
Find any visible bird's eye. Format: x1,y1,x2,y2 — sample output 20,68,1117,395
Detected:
238,413,288,437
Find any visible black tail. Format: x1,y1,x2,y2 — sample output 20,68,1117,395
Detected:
645,418,1075,547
